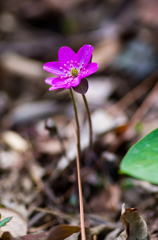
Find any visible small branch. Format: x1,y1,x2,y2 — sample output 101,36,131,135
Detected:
82,94,93,150
70,88,86,240
108,81,158,153
107,69,158,117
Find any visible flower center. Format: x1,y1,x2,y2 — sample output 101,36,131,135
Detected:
71,68,78,77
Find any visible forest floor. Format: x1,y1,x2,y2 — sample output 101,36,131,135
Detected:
0,0,158,239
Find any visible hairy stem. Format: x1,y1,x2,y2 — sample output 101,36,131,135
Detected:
82,94,93,150
70,88,86,240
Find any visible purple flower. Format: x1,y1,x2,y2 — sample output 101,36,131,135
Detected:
43,45,98,93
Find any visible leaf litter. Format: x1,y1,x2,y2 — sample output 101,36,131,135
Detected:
0,0,158,239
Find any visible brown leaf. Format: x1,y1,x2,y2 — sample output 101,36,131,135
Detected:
1,231,49,240
115,204,149,240
1,232,15,240
47,224,80,240
0,208,27,237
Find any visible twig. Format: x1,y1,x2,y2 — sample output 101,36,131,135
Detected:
107,69,158,117
129,81,158,127
108,80,158,152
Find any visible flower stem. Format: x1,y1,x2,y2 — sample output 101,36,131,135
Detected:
70,88,86,240
82,94,93,150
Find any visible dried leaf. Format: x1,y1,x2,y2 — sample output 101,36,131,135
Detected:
1,52,45,79
93,38,121,72
47,224,80,240
1,231,49,240
75,77,117,105
115,204,149,240
1,231,15,240
0,208,27,237
1,131,29,153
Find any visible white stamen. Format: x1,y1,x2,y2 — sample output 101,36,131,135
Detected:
60,67,63,70
75,61,77,64
67,61,70,64
71,60,73,63
64,64,67,67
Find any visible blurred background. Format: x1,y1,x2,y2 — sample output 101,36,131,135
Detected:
0,0,158,238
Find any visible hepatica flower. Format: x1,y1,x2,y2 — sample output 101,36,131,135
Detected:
43,45,98,94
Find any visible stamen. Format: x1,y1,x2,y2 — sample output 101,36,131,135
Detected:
82,63,84,66
70,64,73,68
67,61,70,64
71,60,73,63
64,64,67,67
60,67,63,70
77,63,79,66
75,61,77,64
71,68,78,77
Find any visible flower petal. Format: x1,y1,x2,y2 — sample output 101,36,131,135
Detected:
47,77,78,90
58,46,76,65
70,76,81,87
45,77,57,85
43,62,65,76
80,62,98,78
47,77,67,91
76,45,93,68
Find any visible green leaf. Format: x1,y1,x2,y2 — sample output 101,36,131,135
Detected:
120,128,158,184
0,217,13,228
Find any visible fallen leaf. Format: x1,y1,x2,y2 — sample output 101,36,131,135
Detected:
0,208,27,237
115,204,149,240
1,231,15,240
1,131,29,153
46,224,80,240
0,52,45,79
93,37,121,72
1,231,49,240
